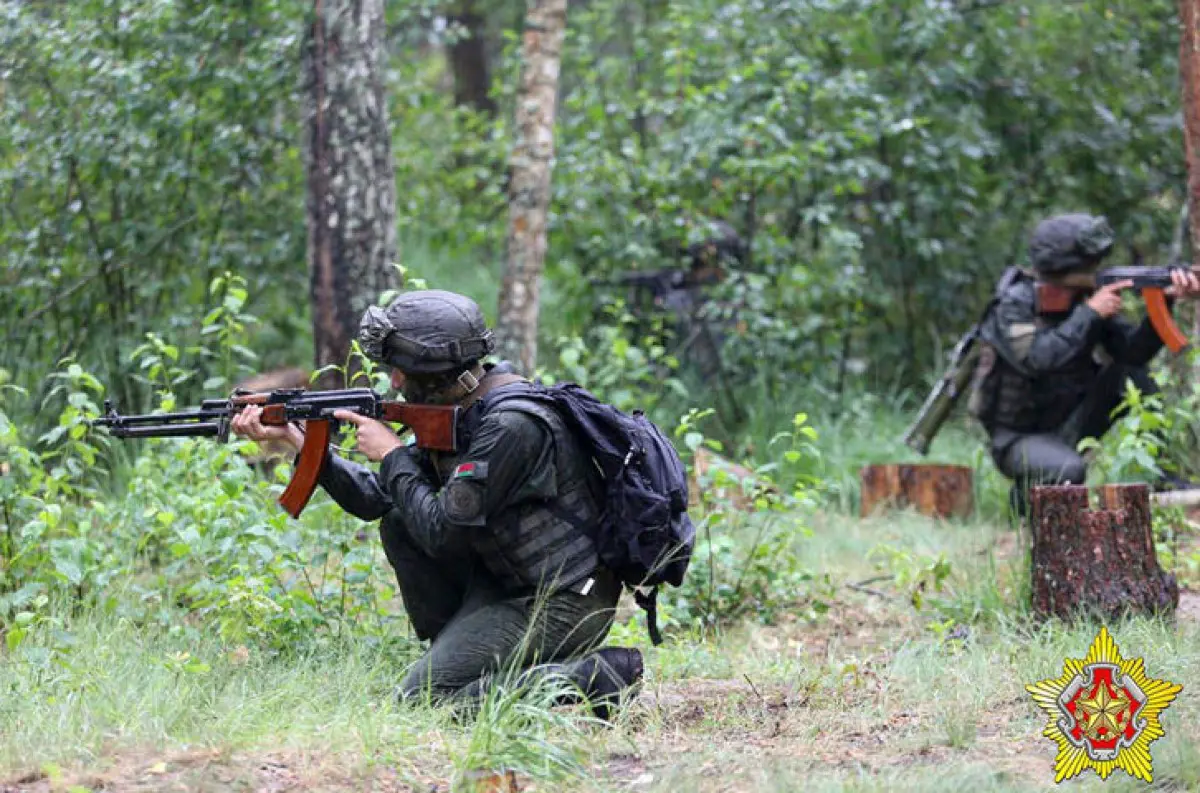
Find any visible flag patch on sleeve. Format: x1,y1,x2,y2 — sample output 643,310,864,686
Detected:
453,462,483,479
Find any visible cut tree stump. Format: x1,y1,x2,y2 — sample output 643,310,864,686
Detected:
689,447,778,511
859,463,973,519
1030,484,1178,620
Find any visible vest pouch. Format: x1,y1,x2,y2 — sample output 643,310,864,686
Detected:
967,342,999,425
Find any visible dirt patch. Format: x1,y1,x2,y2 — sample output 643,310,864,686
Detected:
1178,589,1200,624
618,676,1056,790
0,748,429,793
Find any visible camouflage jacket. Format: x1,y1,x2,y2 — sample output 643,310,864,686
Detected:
977,274,1165,434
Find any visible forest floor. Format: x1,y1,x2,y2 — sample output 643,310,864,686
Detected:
3,511,1199,793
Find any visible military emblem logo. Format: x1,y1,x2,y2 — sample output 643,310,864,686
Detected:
1025,626,1182,783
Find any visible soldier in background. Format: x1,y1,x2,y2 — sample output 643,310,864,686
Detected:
594,220,747,421
969,214,1200,515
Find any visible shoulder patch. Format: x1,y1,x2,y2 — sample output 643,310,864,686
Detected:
453,461,488,480
444,480,486,526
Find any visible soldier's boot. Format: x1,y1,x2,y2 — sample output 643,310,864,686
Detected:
453,646,644,720
547,646,645,720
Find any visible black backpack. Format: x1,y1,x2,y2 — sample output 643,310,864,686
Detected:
480,382,695,644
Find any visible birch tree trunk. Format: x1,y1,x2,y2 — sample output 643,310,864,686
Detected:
302,0,397,386
496,0,568,375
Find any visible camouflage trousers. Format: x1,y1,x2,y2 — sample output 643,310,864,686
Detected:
378,520,621,700
990,363,1156,516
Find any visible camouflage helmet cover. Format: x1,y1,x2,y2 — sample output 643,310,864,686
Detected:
1028,213,1115,275
358,290,495,373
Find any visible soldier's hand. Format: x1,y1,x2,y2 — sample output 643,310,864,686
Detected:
1167,268,1200,299
1085,280,1131,318
332,410,404,462
230,405,304,453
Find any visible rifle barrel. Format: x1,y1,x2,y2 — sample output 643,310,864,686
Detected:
96,409,228,426
108,421,223,439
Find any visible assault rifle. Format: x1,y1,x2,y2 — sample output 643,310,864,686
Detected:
93,387,459,518
902,267,1023,455
1037,264,1200,353
901,327,983,455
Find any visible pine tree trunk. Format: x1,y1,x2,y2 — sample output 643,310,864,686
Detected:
303,0,397,387
1029,484,1178,620
447,0,496,115
496,0,568,375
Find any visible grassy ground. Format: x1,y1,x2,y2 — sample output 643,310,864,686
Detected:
3,507,1198,793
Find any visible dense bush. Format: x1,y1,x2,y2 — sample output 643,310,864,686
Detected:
2,0,1187,430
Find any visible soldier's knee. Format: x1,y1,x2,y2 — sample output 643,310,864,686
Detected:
1057,457,1087,484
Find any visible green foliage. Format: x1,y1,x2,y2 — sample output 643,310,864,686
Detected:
3,0,1189,443
0,270,400,653
1,0,309,423
664,410,833,633
544,0,1184,396
1079,380,1172,484
539,303,686,414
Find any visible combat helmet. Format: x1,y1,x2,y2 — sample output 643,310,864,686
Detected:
1028,214,1115,275
358,290,495,374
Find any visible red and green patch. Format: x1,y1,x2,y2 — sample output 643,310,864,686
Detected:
453,462,478,479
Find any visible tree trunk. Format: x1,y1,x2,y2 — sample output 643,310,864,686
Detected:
859,463,974,519
446,0,496,115
1181,0,1200,372
1029,484,1178,620
302,0,397,387
495,0,568,375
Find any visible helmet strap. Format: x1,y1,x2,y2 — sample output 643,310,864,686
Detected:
425,363,487,405
456,368,481,394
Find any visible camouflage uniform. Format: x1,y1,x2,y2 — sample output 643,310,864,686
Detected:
317,291,639,708
974,215,1165,513
317,363,620,698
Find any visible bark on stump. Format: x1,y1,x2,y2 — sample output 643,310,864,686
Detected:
1030,484,1178,620
859,463,973,519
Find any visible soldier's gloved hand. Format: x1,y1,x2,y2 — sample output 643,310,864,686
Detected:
332,410,404,462
1085,280,1131,318
1167,268,1200,299
230,405,304,453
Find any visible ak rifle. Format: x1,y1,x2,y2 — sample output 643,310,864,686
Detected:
93,387,459,518
1038,264,1200,353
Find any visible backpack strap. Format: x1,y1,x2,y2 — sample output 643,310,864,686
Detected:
462,372,528,409
633,587,664,646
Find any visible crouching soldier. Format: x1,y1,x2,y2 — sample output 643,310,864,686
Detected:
232,290,643,716
972,214,1200,515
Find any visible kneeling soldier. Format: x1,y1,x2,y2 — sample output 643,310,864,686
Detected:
232,290,642,714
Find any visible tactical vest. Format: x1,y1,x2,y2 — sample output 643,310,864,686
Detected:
972,279,1100,434
449,389,602,594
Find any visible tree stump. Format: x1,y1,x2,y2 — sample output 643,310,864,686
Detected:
859,463,973,519
1030,484,1178,620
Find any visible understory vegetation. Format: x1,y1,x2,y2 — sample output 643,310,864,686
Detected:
5,1,1200,791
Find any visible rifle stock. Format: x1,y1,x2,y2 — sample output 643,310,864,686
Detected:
379,403,459,451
